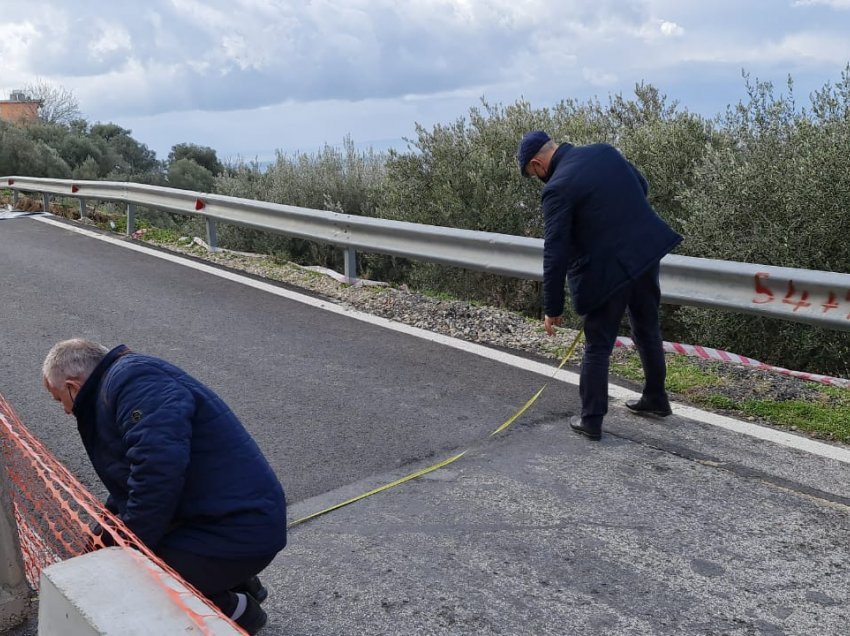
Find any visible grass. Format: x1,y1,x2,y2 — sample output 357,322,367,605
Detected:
136,226,181,243
609,353,724,392
612,351,850,444
736,390,850,442
419,288,477,304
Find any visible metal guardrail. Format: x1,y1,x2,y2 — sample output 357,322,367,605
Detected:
4,176,850,331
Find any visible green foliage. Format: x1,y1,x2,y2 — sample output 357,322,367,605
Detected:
91,123,160,175
110,214,127,234
675,67,850,376
72,156,100,180
261,135,385,216
612,347,849,441
611,352,724,394
168,143,222,176
0,122,71,177
60,135,104,170
167,158,215,192
0,117,162,183
674,307,850,378
380,99,540,235
679,71,850,271
128,217,180,241
138,226,181,243
738,396,850,443
214,136,388,274
23,121,68,148
609,354,644,382
609,86,720,234
664,360,723,393
378,89,710,314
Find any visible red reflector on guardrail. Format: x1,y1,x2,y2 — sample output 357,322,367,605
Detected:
195,198,205,211
7,179,14,185
71,185,79,193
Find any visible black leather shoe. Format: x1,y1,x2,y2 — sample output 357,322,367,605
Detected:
625,396,672,417
232,575,268,604
234,593,268,635
569,416,601,441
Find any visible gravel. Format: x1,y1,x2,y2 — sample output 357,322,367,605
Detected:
152,241,579,360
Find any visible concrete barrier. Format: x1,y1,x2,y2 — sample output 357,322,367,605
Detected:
38,547,241,635
0,459,29,631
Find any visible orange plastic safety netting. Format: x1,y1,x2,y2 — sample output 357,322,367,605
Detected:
0,392,245,635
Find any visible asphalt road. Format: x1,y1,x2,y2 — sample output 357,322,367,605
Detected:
0,216,564,502
2,216,849,635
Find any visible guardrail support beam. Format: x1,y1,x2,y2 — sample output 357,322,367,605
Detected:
344,247,357,285
11,191,18,208
79,198,87,220
42,193,50,215
205,218,218,252
126,204,135,235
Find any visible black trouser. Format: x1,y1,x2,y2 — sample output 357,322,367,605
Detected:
157,546,275,616
580,263,667,424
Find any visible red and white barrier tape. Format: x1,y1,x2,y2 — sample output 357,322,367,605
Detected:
614,337,850,389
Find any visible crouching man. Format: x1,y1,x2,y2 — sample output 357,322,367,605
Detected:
42,339,287,635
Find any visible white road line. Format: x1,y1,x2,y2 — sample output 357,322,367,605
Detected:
34,215,850,465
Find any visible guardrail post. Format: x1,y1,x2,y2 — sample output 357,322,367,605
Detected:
343,247,358,285
205,218,218,252
11,191,18,208
126,203,135,235
41,193,50,214
0,455,29,630
79,198,87,220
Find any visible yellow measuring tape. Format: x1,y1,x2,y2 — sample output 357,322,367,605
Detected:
288,327,584,528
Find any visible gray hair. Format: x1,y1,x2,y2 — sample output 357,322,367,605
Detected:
535,139,558,158
42,339,109,387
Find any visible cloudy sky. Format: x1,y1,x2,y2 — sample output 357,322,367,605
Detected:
2,0,850,162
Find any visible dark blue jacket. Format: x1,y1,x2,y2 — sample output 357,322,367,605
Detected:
73,345,287,559
541,143,683,316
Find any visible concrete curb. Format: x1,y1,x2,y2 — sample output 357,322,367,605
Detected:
38,548,241,635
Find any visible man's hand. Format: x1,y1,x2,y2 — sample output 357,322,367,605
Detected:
544,314,562,336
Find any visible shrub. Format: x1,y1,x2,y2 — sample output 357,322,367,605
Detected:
676,69,850,375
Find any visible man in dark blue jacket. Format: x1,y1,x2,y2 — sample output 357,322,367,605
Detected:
517,131,683,440
42,338,287,634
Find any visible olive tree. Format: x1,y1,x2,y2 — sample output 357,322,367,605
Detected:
676,70,850,375
378,89,710,314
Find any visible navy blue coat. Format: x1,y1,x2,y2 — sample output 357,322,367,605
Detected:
541,143,683,317
73,345,287,559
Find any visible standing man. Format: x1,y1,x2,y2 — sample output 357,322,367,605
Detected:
42,338,287,634
517,131,683,440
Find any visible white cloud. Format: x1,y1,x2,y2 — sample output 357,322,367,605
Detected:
2,0,849,158
582,67,619,86
660,20,684,37
0,21,39,86
0,1,654,115
668,30,850,67
793,0,850,8
773,32,850,63
88,20,132,62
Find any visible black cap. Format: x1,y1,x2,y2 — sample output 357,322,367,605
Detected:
517,130,550,176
